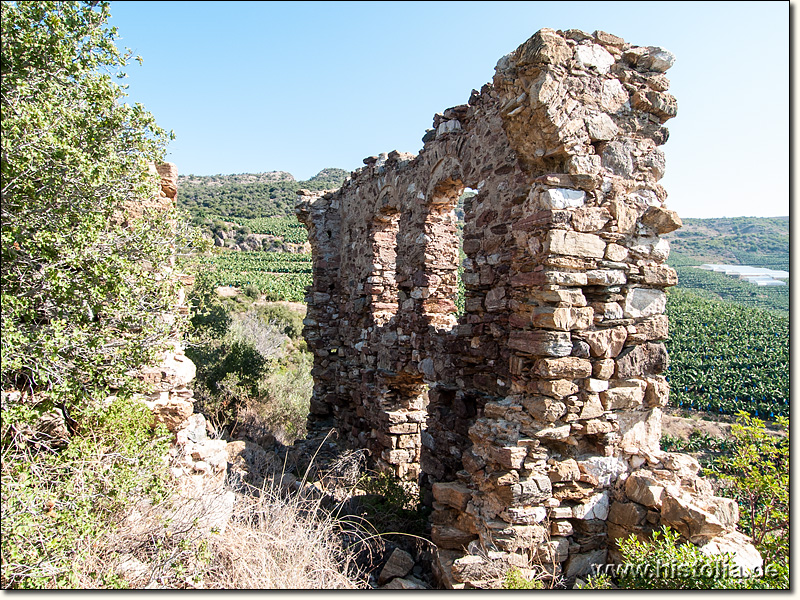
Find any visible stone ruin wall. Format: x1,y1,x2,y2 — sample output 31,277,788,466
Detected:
297,29,761,585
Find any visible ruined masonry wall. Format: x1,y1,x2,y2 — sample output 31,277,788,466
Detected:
297,28,761,585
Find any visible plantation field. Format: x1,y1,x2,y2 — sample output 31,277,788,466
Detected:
668,256,789,315
236,216,308,243
665,288,789,419
196,251,311,302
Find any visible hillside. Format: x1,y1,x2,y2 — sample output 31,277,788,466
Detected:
665,216,789,315
179,168,349,221
665,216,788,269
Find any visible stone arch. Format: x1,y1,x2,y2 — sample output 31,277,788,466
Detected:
418,157,465,336
368,185,401,323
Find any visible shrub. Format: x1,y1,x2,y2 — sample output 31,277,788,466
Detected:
1,396,173,588
1,1,180,407
707,412,788,588
242,284,261,300
1,1,185,587
615,527,740,589
259,303,305,339
502,568,545,589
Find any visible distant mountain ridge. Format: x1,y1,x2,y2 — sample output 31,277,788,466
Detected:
665,216,788,267
178,171,296,187
178,168,348,221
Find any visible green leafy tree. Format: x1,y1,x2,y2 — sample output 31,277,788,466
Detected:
1,0,178,404
1,1,186,587
710,412,788,586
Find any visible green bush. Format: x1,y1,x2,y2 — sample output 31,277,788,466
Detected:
1,0,180,408
706,412,788,588
358,471,429,538
1,396,173,588
502,568,544,589
616,527,740,589
259,303,305,339
0,1,192,587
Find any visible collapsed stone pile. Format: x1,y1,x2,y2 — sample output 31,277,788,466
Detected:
297,28,761,587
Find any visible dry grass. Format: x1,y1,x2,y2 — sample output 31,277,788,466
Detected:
76,473,371,589
204,486,367,588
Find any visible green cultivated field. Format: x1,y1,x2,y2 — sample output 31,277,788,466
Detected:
197,251,311,302
665,288,789,418
669,257,788,315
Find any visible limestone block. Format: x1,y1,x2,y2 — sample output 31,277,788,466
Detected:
381,576,428,590
523,396,567,422
489,445,528,470
531,288,587,306
617,408,662,455
549,458,581,483
572,491,609,521
607,500,647,528
578,393,605,419
586,269,627,286
544,270,589,286
537,187,586,210
575,43,615,73
150,398,194,432
644,375,670,407
584,419,614,435
601,379,647,410
641,206,682,234
590,301,623,322
550,506,573,520
431,525,477,550
629,236,670,262
485,286,507,312
564,548,608,579
624,46,675,72
516,474,553,503
534,357,592,379
661,493,725,541
624,471,664,509
552,520,574,536
532,306,594,331
536,537,569,563
378,548,415,584
538,379,580,399
624,287,667,319
585,378,609,393
501,506,547,524
536,424,572,441
515,28,572,67
593,358,616,379
584,113,619,142
600,78,629,112
508,330,573,357
547,230,606,258
579,326,627,358
433,481,473,511
628,314,669,342
615,342,668,379
226,440,269,484
578,456,628,487
382,448,411,465
604,242,629,262
705,496,740,530
698,531,763,576
642,264,678,287
494,524,548,553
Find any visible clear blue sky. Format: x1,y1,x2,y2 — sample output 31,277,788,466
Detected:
109,1,788,218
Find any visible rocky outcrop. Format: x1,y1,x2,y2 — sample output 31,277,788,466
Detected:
297,28,759,588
